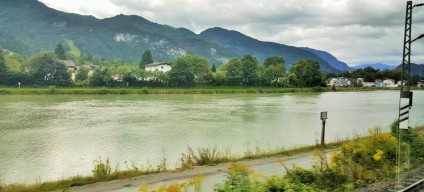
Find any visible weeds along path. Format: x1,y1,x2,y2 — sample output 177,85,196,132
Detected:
69,148,338,192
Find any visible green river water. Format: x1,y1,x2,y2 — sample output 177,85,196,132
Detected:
0,91,423,184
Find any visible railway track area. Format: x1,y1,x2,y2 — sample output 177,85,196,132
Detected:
353,165,424,192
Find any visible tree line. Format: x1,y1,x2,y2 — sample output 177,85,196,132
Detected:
1,44,418,88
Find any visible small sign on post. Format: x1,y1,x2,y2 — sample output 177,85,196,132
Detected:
320,111,327,146
18,82,21,89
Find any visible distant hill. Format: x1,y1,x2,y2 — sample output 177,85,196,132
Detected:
200,27,339,72
299,47,350,72
351,63,396,71
0,0,235,64
0,0,341,72
395,63,424,76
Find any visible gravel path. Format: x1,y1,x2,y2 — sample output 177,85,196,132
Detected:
69,149,337,192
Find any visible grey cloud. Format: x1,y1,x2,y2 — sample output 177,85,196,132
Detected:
39,0,424,66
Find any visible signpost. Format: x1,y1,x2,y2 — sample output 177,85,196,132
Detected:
320,111,327,146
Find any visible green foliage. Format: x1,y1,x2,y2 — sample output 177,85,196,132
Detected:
241,54,259,86
199,28,337,72
90,69,113,87
214,164,321,192
140,49,153,68
214,164,261,192
221,58,243,86
330,130,399,187
390,121,424,160
92,158,112,179
0,48,6,76
29,52,71,86
54,43,66,60
211,63,216,72
65,40,81,58
288,60,324,87
266,64,286,86
169,55,211,87
178,145,232,169
75,68,89,81
263,56,285,68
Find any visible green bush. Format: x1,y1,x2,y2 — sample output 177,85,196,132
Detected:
285,167,318,185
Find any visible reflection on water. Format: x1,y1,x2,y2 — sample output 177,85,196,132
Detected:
0,91,423,184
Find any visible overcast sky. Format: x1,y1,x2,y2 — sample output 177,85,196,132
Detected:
38,0,424,66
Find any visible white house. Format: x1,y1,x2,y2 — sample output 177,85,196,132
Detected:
144,62,171,72
383,79,398,88
329,77,350,87
383,79,396,85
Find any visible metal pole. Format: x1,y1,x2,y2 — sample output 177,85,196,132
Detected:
321,120,326,146
398,1,413,130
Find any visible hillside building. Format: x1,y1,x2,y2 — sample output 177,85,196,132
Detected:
144,62,171,73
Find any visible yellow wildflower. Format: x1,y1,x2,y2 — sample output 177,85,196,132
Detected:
373,149,384,161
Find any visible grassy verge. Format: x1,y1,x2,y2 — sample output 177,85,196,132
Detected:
1,125,422,192
142,124,424,192
0,86,404,95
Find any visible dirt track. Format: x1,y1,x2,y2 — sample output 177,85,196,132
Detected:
69,149,337,192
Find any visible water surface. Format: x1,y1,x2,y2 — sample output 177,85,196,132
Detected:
0,91,423,184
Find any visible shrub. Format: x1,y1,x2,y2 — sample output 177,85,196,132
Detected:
178,145,231,169
92,158,112,179
285,167,318,185
329,130,399,186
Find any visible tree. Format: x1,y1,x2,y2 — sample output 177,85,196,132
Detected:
0,49,6,76
262,56,286,86
29,52,71,86
221,58,243,86
191,56,211,85
288,59,323,87
212,63,216,73
241,54,259,86
263,56,285,68
140,49,153,68
54,43,67,60
75,68,89,81
266,64,286,86
90,69,113,86
169,55,196,87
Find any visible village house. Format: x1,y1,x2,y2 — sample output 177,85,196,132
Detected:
329,77,350,87
363,82,376,87
80,64,100,76
60,60,77,70
60,60,77,80
383,79,397,88
144,62,171,72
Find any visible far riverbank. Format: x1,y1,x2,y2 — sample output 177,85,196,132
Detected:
0,86,408,95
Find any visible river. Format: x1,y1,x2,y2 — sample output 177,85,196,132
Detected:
0,90,423,184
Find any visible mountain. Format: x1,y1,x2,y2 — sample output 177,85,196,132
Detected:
0,0,340,72
351,63,396,71
199,27,339,72
0,0,235,64
395,63,424,76
299,47,350,72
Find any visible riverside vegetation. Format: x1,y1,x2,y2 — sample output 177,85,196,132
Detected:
138,122,424,192
1,45,420,90
1,122,423,192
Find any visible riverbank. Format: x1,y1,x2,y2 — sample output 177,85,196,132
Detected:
0,86,403,95
2,125,423,192
0,142,344,192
